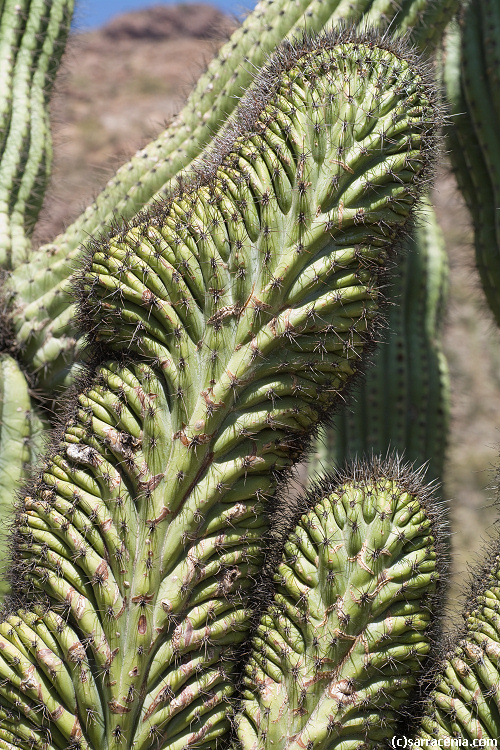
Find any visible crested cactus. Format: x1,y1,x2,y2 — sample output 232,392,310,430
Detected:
236,459,443,749
0,30,441,748
5,0,459,395
414,543,500,742
3,0,500,749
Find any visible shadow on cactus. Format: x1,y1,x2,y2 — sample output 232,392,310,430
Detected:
0,26,445,750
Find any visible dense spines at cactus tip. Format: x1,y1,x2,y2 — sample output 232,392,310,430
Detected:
313,196,449,484
4,0,455,396
235,457,444,750
413,541,500,743
0,33,440,750
443,0,500,327
0,354,48,605
0,0,74,270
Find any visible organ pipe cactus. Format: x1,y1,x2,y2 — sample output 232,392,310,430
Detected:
2,0,500,749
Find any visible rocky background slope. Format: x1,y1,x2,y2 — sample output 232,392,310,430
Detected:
37,2,500,605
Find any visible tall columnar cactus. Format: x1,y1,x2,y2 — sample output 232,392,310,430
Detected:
0,29,441,750
443,0,500,326
0,0,74,269
0,355,48,599
313,195,450,484
0,0,74,602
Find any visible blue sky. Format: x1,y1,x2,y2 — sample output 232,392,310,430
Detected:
74,0,257,30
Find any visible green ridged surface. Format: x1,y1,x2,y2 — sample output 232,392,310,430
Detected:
78,33,438,410
0,34,439,749
363,0,459,50
311,196,449,484
0,354,47,606
0,0,74,269
6,361,273,749
415,548,500,742
6,0,456,394
237,460,441,750
444,1,500,327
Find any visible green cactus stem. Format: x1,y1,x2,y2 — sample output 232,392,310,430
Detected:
236,458,443,750
0,0,74,270
77,31,439,426
0,31,440,749
311,195,450,484
5,0,458,395
414,543,500,743
443,0,500,327
0,354,48,605
6,360,273,749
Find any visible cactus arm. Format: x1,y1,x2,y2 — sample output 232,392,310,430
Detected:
404,203,449,478
310,197,450,484
236,459,442,750
0,32,439,749
399,0,460,50
362,0,460,51
5,0,457,396
416,203,449,475
443,0,500,327
441,20,480,217
413,548,500,743
441,18,500,333
0,355,49,605
461,0,500,315
0,0,74,269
